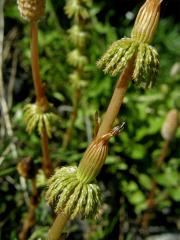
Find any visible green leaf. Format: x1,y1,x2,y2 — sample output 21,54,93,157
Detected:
128,190,145,205
139,174,152,190
155,167,179,187
168,188,180,201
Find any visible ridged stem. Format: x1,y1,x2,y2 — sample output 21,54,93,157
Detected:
30,21,45,102
48,57,135,239
41,127,52,178
131,0,162,43
48,48,135,240
77,137,109,183
30,21,52,177
97,57,135,138
48,212,70,240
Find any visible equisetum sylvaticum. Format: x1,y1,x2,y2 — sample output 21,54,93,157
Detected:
46,1,163,239
17,0,60,178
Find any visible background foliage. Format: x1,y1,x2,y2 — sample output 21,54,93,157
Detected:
0,0,180,239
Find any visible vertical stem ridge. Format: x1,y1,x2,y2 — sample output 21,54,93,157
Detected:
30,21,44,101
48,212,70,240
97,57,135,138
48,58,135,239
30,21,52,177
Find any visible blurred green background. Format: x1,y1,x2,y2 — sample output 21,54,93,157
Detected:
0,0,180,239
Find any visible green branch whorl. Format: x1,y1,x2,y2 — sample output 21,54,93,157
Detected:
97,0,162,89
46,166,101,219
97,38,159,89
46,125,123,219
24,101,59,138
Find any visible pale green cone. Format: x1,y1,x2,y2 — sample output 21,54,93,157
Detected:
24,101,59,138
46,166,101,219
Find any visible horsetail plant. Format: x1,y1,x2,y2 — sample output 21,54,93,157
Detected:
46,0,163,239
96,0,162,138
97,0,161,89
17,0,59,178
16,0,57,238
62,0,93,149
47,124,124,240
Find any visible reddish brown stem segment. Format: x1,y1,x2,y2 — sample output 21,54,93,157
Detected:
30,21,45,101
30,21,52,177
97,57,135,137
48,57,135,240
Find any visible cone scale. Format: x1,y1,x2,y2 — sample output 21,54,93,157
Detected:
17,0,45,22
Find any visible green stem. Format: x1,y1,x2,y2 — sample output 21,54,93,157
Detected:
48,58,135,239
48,212,70,240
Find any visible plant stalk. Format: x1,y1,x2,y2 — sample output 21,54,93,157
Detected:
30,21,45,102
41,127,52,178
48,57,135,240
48,212,70,240
97,57,135,138
30,21,52,177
